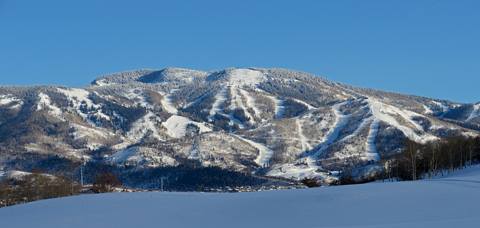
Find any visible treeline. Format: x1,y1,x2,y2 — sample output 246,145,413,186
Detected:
336,136,480,185
386,136,480,181
120,165,268,191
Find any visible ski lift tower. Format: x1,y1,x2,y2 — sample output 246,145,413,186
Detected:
80,153,86,187
160,176,167,192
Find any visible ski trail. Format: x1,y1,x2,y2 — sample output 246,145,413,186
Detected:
208,87,228,121
310,101,351,158
245,136,328,144
36,92,64,119
183,92,211,109
297,101,351,173
127,112,162,142
340,116,372,142
365,119,380,161
298,101,351,174
239,89,261,120
255,89,285,119
230,87,255,124
368,98,437,143
466,104,480,122
272,97,285,118
189,138,200,160
292,98,316,110
232,134,274,168
207,86,247,129
161,90,178,114
162,115,212,138
296,118,311,152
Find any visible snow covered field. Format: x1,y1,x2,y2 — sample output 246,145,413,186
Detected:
1,166,480,228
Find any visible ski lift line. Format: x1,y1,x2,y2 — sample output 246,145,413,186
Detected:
239,136,327,143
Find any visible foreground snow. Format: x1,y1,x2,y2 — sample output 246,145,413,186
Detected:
1,169,480,228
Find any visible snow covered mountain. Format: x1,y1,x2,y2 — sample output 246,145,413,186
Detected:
0,67,478,184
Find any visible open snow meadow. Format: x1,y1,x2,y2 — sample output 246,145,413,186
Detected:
1,166,480,228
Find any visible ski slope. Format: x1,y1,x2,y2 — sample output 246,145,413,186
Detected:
234,135,274,167
466,103,480,122
2,166,480,228
36,92,63,118
162,115,212,138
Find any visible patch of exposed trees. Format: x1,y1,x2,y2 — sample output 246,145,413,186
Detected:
386,136,480,181
0,172,80,208
336,136,480,185
0,170,124,208
92,172,122,193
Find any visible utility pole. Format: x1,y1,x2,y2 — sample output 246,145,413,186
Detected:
80,165,84,187
80,154,86,187
160,177,166,192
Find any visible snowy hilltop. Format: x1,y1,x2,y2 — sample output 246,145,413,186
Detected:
0,67,479,186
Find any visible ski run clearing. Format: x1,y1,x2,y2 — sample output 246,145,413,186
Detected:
208,87,228,121
466,103,480,122
127,112,162,142
296,118,311,152
208,69,267,124
365,119,381,161
367,98,437,143
160,90,179,114
310,101,351,158
36,93,63,118
233,134,274,167
57,88,111,122
162,115,212,138
2,166,480,228
0,94,23,109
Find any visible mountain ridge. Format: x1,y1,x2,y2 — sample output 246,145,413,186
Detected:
0,67,478,185
92,67,474,104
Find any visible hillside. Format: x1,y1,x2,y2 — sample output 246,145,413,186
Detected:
0,67,479,186
1,165,479,228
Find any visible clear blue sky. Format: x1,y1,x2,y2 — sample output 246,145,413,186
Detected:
0,0,479,103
